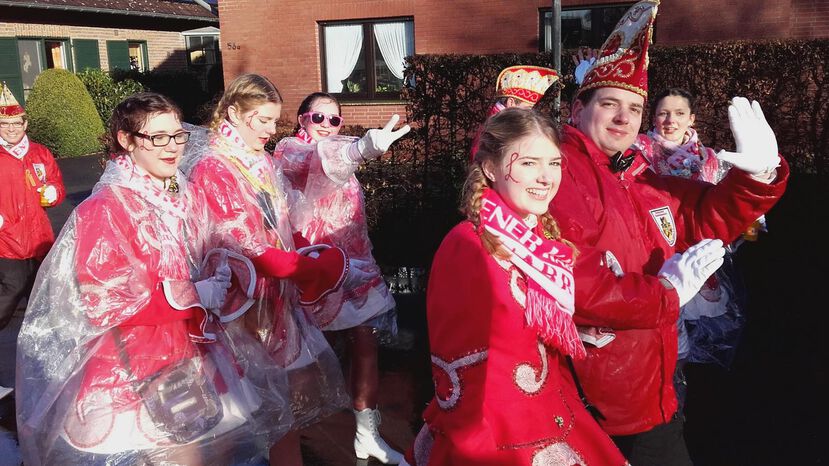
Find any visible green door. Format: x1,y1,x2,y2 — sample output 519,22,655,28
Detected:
73,39,100,71
0,37,23,104
106,40,130,71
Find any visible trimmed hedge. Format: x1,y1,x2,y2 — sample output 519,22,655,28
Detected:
77,69,144,127
26,69,105,158
357,39,829,268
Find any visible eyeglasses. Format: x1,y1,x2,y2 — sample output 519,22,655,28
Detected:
132,131,191,147
0,121,25,129
302,112,343,127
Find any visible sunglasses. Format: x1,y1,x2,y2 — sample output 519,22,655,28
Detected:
132,131,191,147
302,112,343,127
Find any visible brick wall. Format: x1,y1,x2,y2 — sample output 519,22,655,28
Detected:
220,0,829,126
0,22,188,71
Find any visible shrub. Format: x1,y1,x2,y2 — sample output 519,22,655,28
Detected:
112,69,213,124
26,69,105,158
77,69,144,126
359,39,829,270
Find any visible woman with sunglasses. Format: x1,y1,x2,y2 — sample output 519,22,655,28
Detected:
16,92,289,465
273,92,410,464
185,75,389,466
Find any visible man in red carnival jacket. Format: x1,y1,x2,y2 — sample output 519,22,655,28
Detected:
0,82,65,396
547,1,788,465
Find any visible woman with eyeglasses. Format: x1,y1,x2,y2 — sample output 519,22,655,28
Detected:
272,92,410,464
16,92,290,465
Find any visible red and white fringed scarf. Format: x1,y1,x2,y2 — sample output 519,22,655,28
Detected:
295,127,315,145
0,134,30,159
480,188,586,359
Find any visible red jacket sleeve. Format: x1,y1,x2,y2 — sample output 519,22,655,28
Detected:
667,157,789,250
37,145,66,207
571,248,679,330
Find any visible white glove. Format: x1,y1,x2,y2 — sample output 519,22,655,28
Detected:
41,185,58,204
715,97,781,175
343,258,378,290
195,271,231,310
573,48,597,86
0,214,3,230
659,239,726,307
355,114,411,161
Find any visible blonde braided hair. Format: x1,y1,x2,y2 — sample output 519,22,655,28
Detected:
461,108,577,257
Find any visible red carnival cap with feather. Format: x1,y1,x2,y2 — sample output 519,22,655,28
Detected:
0,82,25,119
578,0,659,100
495,65,559,105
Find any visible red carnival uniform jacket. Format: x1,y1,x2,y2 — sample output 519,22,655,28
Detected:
0,141,65,259
548,125,788,435
419,222,626,466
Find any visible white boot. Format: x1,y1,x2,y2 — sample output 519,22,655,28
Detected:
354,408,404,464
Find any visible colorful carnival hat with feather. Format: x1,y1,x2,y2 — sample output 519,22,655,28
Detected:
0,82,25,119
578,0,659,99
495,65,559,105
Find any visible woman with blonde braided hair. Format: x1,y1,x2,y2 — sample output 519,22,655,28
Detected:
403,107,626,466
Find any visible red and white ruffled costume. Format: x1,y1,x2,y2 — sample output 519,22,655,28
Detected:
274,133,396,332
185,122,350,429
16,156,291,465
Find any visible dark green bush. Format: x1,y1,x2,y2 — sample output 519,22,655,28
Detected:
77,69,144,126
112,69,213,124
26,69,105,158
359,39,829,269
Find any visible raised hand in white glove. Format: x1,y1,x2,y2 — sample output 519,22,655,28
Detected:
715,97,780,176
572,47,597,86
41,185,58,204
195,271,231,310
343,258,378,290
355,114,411,161
659,239,726,307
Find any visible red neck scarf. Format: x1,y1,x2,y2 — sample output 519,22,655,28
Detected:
480,188,585,358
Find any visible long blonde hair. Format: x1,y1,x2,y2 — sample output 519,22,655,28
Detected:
461,108,574,257
209,73,282,130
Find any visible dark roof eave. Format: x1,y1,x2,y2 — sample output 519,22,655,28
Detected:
0,1,219,23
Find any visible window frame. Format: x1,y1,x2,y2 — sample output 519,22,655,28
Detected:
16,36,72,98
126,40,149,72
539,4,635,51
185,34,220,68
319,16,414,103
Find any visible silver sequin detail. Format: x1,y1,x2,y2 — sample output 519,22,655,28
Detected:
514,340,548,395
431,350,488,410
531,442,586,466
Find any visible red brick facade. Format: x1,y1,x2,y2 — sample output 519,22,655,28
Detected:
219,0,829,126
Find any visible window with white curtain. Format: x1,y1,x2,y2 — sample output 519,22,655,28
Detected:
320,18,414,100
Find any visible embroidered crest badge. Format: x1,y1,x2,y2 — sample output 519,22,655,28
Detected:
33,163,46,182
649,206,676,246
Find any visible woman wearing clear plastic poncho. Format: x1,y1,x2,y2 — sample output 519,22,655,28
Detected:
182,74,386,465
15,93,291,466
273,92,410,464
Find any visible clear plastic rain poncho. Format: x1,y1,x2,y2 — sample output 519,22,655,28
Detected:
16,156,292,465
274,136,396,333
182,122,349,429
645,131,747,368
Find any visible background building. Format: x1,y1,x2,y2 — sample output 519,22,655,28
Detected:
0,0,220,101
218,0,829,126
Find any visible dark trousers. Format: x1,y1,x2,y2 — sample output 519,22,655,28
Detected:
612,415,693,466
0,258,39,331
